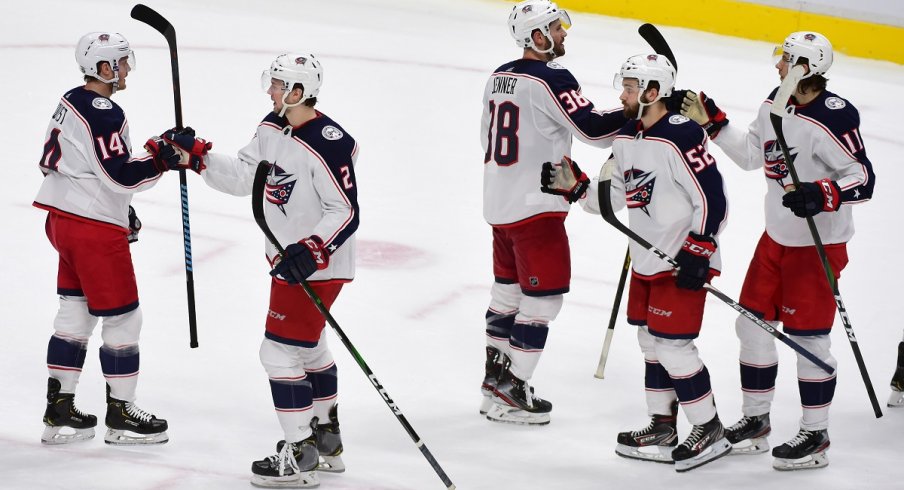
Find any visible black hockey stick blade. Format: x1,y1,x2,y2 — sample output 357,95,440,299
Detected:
639,23,677,71
596,163,835,376
131,5,174,39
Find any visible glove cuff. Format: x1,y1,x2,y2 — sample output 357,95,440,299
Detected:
817,178,842,212
682,232,717,258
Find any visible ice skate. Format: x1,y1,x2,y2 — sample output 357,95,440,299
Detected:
253,436,319,488
104,384,168,445
480,346,503,415
41,377,97,445
888,341,904,408
486,359,551,425
725,413,770,454
615,402,678,464
672,415,731,472
311,405,344,473
772,428,829,471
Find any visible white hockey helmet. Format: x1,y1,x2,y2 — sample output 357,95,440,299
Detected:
75,32,134,88
261,53,323,117
507,0,572,54
774,31,833,78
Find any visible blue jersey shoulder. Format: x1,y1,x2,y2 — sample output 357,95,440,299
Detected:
796,90,860,136
494,59,579,92
292,114,356,162
646,112,707,152
63,86,125,135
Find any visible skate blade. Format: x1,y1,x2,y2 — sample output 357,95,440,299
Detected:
251,470,319,488
887,389,904,408
773,451,828,471
479,395,493,416
41,426,95,445
317,455,345,473
675,438,732,472
615,443,674,464
104,428,169,445
485,403,550,426
728,436,769,455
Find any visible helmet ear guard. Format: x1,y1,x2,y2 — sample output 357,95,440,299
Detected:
507,0,571,54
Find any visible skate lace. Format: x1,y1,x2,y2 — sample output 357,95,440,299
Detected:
631,420,657,437
785,429,815,448
680,424,706,447
274,442,301,476
124,402,154,423
727,415,754,432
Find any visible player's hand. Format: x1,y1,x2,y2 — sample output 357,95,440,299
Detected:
145,136,180,173
162,128,211,174
782,179,842,217
674,232,716,291
127,205,141,244
270,236,329,284
680,91,728,138
540,156,589,203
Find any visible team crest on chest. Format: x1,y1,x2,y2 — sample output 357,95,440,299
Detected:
624,167,656,216
763,140,794,187
265,163,297,216
322,125,343,140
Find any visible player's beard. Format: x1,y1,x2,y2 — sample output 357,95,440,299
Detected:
552,40,565,58
622,100,639,119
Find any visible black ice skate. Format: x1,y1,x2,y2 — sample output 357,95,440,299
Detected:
104,384,168,445
888,341,904,407
486,358,552,426
725,413,771,454
41,377,97,445
671,415,732,472
615,401,679,464
312,404,344,473
480,346,504,415
772,428,830,471
253,436,319,488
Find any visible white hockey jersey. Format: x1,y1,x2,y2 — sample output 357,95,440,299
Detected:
712,88,875,246
202,111,359,281
582,114,728,277
34,86,163,229
481,58,626,226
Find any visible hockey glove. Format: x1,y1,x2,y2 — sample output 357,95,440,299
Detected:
127,205,141,244
781,178,842,218
674,232,717,291
680,91,728,139
162,127,211,174
270,236,330,284
540,156,589,203
145,136,180,173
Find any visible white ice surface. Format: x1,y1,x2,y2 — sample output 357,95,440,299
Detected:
2,1,903,489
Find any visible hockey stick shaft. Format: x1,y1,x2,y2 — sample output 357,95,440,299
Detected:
597,162,835,375
638,23,677,71
595,247,630,379
769,66,881,417
131,4,198,348
252,161,455,489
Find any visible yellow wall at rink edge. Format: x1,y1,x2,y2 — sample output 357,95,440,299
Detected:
543,0,904,65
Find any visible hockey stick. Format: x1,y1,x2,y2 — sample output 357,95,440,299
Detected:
251,161,455,489
594,247,630,379
131,4,199,349
597,161,835,375
638,23,677,70
769,65,881,417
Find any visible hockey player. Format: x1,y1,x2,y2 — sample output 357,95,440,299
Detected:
543,53,731,471
35,32,177,446
160,53,355,488
889,335,904,407
679,31,875,470
479,0,628,425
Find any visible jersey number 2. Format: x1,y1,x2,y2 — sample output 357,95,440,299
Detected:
484,100,520,166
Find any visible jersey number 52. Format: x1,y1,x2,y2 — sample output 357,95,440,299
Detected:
484,100,520,166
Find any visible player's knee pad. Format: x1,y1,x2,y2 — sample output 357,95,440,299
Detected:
259,338,305,379
653,337,703,378
53,295,98,340
515,294,563,325
792,334,837,378
735,315,778,365
636,325,658,360
99,307,142,347
490,282,522,313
